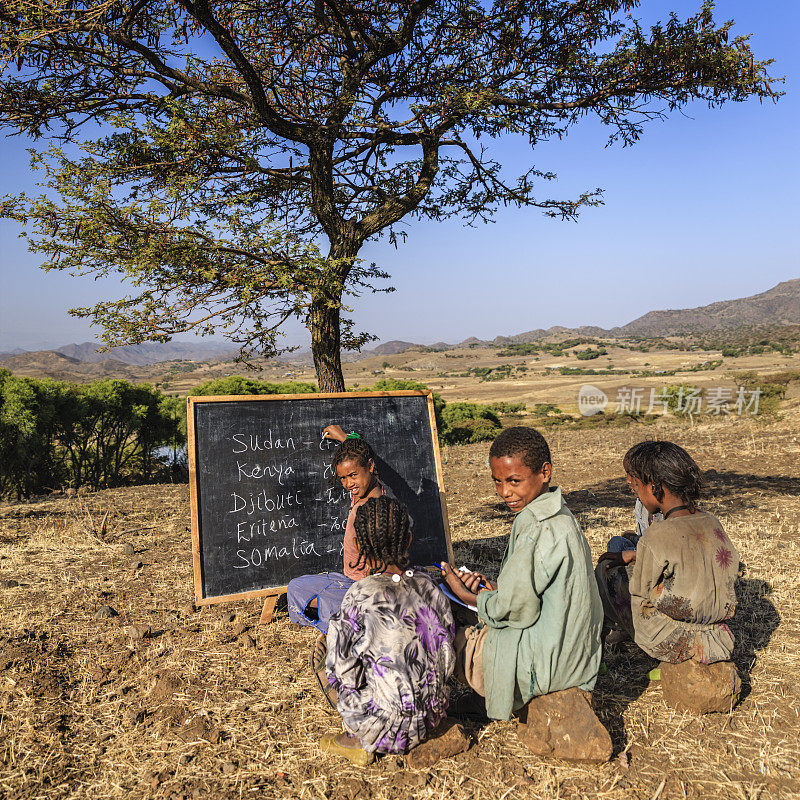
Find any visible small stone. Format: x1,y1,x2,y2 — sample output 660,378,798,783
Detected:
383,755,403,771
221,761,237,775
94,605,118,619
0,579,20,588
126,624,151,640
119,543,135,556
403,771,429,787
517,688,612,764
123,707,144,725
151,676,182,702
660,660,741,714
405,718,469,769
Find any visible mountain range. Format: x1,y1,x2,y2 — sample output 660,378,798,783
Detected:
1,278,798,366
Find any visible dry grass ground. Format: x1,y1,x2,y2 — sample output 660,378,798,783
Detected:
1,410,799,799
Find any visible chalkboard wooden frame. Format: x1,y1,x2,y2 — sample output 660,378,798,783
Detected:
187,390,452,606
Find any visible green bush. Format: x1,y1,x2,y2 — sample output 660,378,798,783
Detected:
191,376,317,396
575,347,606,360
485,401,526,415
441,402,500,428
0,375,181,498
532,403,562,416
496,343,540,357
442,416,501,445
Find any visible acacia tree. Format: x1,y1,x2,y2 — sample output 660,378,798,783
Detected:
0,0,777,391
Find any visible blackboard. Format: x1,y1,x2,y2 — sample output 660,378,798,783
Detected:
188,391,453,604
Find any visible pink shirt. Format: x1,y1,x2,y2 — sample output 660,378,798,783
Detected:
342,480,384,580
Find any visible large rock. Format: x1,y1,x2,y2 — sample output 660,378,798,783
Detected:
660,660,741,714
517,688,612,764
405,718,469,768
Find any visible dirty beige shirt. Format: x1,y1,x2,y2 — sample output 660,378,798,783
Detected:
629,511,738,664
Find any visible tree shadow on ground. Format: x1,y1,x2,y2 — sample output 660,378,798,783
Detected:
593,642,656,757
565,470,800,516
450,533,509,574
729,573,780,703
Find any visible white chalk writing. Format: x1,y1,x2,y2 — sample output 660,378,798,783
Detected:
233,537,323,568
228,490,303,515
230,431,296,453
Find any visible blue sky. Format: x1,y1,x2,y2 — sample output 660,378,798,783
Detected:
1,1,797,352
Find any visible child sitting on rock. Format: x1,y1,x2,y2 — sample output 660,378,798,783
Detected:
441,426,603,721
320,496,455,766
596,440,739,665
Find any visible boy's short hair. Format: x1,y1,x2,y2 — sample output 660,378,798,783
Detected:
489,426,551,473
623,440,703,510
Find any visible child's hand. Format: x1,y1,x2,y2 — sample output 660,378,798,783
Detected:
440,563,482,604
459,570,496,593
322,424,347,442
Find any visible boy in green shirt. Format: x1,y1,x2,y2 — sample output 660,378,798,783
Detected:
442,427,603,720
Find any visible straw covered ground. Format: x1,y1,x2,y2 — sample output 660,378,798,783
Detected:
1,411,799,800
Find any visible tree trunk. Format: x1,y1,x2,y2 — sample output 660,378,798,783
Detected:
310,284,346,392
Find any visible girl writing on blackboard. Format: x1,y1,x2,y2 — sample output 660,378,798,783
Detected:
286,425,385,633
320,496,455,766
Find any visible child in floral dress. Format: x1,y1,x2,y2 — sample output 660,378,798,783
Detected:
320,496,455,765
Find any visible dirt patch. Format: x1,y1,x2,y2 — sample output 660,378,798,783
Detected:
1,411,799,798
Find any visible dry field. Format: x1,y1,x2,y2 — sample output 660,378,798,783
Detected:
1,409,799,800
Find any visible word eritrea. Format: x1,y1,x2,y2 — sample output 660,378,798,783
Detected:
234,537,322,568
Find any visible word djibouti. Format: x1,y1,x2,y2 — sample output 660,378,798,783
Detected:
577,385,763,418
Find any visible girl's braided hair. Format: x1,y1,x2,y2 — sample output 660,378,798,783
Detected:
331,437,375,473
623,440,703,511
350,496,411,574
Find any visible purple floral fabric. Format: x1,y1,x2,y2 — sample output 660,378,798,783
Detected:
325,570,455,754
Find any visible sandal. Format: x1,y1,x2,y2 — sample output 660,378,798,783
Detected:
320,733,374,766
309,633,338,710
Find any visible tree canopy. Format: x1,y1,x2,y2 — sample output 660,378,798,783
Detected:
0,0,778,390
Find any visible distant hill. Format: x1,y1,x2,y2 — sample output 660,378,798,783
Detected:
612,279,800,337
0,347,28,361
0,349,141,380
479,279,800,344
370,340,425,356
3,280,798,371
52,341,239,365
